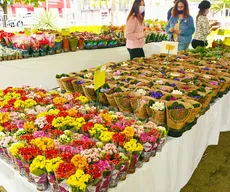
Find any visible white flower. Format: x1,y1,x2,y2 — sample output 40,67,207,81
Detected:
85,84,94,89
156,80,164,85
185,69,194,72
172,90,183,95
84,73,93,78
113,76,121,80
203,75,211,79
170,73,180,77
150,101,165,111
0,132,6,140
121,62,128,66
136,89,147,96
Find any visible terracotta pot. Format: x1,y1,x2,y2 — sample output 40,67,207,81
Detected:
63,37,69,52
78,37,85,50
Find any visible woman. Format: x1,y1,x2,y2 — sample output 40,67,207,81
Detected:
165,0,195,51
125,0,145,60
192,1,220,49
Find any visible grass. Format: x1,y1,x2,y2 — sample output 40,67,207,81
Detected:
181,132,230,192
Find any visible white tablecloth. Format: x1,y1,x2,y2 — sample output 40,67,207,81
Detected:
0,42,162,90
1,92,229,192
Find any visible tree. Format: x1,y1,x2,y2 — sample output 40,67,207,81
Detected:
0,0,45,26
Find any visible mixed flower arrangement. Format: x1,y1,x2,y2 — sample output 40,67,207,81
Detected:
0,86,166,191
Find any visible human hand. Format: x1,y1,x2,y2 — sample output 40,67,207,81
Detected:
169,28,174,33
174,29,181,34
211,26,221,31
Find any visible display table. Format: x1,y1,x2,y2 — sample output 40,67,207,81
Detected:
0,42,162,90
1,92,229,192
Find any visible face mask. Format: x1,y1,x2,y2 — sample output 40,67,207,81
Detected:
177,10,184,14
139,6,145,14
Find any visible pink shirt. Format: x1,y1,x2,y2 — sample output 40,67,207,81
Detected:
125,15,145,49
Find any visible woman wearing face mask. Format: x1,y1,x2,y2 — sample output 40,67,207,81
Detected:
165,0,195,51
191,1,220,49
125,0,145,60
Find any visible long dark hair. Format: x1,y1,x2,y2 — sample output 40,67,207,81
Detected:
172,0,190,18
196,9,206,24
126,0,145,23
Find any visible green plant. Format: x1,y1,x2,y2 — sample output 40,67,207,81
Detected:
33,11,60,29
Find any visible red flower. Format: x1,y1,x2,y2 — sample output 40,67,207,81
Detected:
112,133,126,146
86,164,102,179
45,148,61,159
82,122,94,133
18,145,42,162
55,162,76,179
46,114,56,123
61,151,74,162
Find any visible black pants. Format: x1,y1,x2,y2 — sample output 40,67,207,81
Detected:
127,48,145,60
191,39,207,49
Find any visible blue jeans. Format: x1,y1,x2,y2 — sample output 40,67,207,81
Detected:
178,43,189,51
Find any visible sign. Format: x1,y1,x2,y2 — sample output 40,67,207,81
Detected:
24,27,31,36
94,64,106,90
223,37,230,46
161,41,178,55
217,29,225,36
61,28,70,36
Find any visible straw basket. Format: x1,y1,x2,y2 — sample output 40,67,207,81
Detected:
145,98,166,126
182,98,202,123
81,83,96,101
105,92,117,108
166,101,193,130
130,96,149,119
71,79,86,94
60,76,76,92
56,78,66,92
113,92,134,113
99,92,109,105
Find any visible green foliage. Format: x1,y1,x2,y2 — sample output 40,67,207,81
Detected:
33,11,60,29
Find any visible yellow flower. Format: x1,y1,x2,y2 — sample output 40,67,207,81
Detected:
49,90,60,95
24,121,37,133
0,112,10,123
122,126,135,139
0,125,4,131
30,137,54,151
71,154,89,170
37,109,60,118
14,100,25,109
124,139,143,153
100,113,112,123
89,124,108,137
24,99,37,108
30,155,47,175
67,169,91,190
45,157,63,173
99,131,114,143
9,142,25,157
3,92,21,101
53,97,67,105
75,96,88,104
0,100,8,108
36,92,47,98
67,108,78,117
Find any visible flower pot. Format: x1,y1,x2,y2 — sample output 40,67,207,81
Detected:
128,153,140,174
78,37,84,50
118,161,129,181
63,37,69,52
32,173,48,191
69,37,78,52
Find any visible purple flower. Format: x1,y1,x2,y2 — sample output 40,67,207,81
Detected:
170,83,176,87
202,67,210,70
193,95,201,99
150,91,163,99
174,78,180,81
77,80,84,84
173,106,184,109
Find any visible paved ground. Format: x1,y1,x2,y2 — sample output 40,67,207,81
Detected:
181,132,230,192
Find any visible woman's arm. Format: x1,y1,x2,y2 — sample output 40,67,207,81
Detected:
180,16,195,36
125,16,144,40
165,17,173,34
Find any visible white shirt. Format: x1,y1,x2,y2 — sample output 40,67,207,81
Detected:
193,15,211,42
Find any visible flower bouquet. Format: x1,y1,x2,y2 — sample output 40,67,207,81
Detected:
29,155,49,191
166,101,193,135
145,99,166,126
113,92,134,113
123,138,143,174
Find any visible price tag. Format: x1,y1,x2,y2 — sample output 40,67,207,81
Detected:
161,41,178,55
223,37,230,46
94,64,106,90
